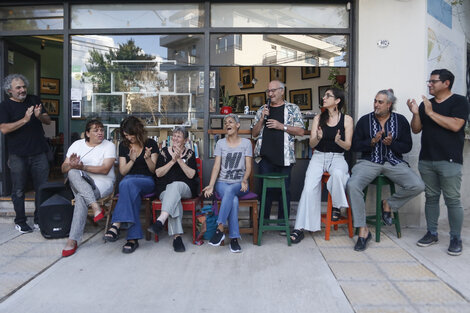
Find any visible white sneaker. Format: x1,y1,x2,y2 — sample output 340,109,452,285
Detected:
34,223,40,230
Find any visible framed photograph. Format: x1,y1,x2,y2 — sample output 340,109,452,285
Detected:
40,77,60,95
239,66,254,89
301,67,320,80
248,92,266,110
318,85,331,107
42,98,59,115
289,88,312,110
270,66,286,83
232,94,247,113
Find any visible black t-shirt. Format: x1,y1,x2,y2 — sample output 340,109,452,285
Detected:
316,113,346,153
418,94,469,164
0,95,48,156
155,146,199,198
119,138,159,176
260,104,285,166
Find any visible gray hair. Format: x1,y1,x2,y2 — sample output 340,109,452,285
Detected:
3,74,29,96
270,80,285,89
173,126,189,139
377,89,396,112
223,113,240,124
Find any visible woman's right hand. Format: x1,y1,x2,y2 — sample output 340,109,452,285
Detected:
128,147,138,162
202,185,214,198
316,127,323,141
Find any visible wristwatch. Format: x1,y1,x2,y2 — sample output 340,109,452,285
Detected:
182,158,187,164
283,125,287,132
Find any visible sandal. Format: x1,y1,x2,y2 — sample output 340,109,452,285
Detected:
122,240,139,254
290,229,304,244
103,225,120,242
331,208,341,222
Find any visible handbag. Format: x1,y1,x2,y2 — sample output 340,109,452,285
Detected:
202,197,219,240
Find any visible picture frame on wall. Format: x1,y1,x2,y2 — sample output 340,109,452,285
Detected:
239,66,254,89
248,92,266,110
318,85,331,107
270,66,286,83
40,77,60,95
289,88,312,110
232,94,246,113
42,98,59,115
301,67,320,80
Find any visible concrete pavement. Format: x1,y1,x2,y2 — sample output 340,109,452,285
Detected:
1,209,470,313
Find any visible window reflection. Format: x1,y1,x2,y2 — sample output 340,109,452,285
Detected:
71,35,204,127
0,5,63,30
210,34,348,67
71,4,204,29
211,3,348,28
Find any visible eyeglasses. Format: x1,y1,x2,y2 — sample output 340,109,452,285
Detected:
373,99,385,104
324,93,335,99
265,87,282,93
426,80,441,84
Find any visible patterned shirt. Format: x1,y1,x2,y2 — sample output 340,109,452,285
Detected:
352,112,412,165
253,101,305,166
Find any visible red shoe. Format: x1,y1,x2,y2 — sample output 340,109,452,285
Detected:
62,242,78,257
93,209,104,222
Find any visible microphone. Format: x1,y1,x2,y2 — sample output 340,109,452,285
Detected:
264,98,271,121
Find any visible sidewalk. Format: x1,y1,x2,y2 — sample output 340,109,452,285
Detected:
1,210,470,313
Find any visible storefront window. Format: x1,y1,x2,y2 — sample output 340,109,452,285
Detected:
0,5,63,30
71,34,204,155
210,34,348,67
211,3,348,28
71,4,204,29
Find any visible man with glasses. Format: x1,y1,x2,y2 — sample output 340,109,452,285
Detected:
407,69,469,256
347,89,424,251
0,74,51,233
252,80,304,227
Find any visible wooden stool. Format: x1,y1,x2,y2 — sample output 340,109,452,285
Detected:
256,173,291,246
363,174,401,242
320,172,354,240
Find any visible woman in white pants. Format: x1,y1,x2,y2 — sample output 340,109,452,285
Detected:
291,88,353,243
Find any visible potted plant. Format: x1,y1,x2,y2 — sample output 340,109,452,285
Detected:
328,68,346,89
220,90,235,114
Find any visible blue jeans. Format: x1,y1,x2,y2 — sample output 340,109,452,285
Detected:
8,153,49,224
216,181,249,239
111,175,155,240
418,160,463,239
258,158,292,219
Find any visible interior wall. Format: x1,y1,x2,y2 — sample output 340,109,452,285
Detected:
219,66,347,115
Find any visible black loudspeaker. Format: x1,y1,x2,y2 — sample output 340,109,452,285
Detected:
37,182,74,239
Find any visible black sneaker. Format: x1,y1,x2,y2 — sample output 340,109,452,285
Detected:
448,237,462,256
173,236,185,252
230,238,242,253
15,222,33,234
209,229,225,246
147,220,163,235
417,231,438,247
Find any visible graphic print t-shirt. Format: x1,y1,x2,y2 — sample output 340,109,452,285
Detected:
214,138,252,184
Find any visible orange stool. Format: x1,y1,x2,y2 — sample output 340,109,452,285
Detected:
320,172,354,240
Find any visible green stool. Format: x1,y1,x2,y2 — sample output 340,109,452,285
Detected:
255,173,291,246
363,174,401,242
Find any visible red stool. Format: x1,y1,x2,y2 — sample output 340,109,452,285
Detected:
320,172,354,240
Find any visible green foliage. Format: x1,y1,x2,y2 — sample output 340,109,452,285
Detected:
82,39,156,112
220,89,235,108
328,68,343,90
